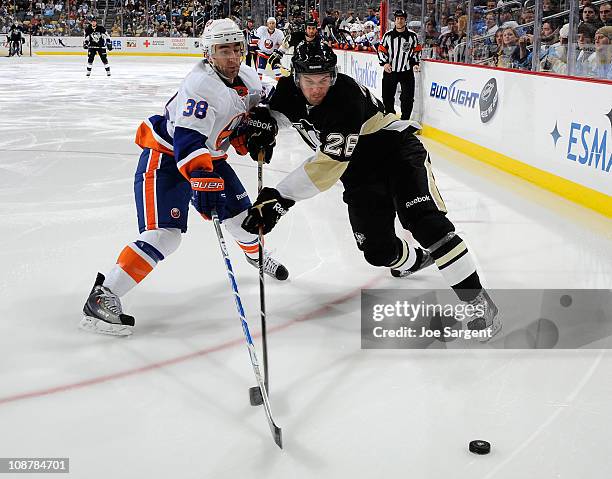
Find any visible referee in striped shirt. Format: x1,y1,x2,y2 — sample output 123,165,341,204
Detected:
378,10,422,120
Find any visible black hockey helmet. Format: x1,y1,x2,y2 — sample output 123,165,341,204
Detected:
292,40,338,86
394,10,408,19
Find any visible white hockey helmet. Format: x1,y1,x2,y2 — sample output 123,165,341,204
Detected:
201,18,245,56
364,20,375,30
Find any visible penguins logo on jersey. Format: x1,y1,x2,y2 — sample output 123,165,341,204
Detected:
91,32,101,42
292,119,321,151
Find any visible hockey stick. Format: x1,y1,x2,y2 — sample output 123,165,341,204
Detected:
210,208,283,449
249,152,268,406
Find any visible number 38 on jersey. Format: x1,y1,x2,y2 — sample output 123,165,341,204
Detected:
183,99,209,119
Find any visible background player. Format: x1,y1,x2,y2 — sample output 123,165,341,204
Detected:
242,17,257,68
83,18,112,77
254,17,285,79
242,42,501,339
7,24,24,57
267,19,321,71
82,19,286,336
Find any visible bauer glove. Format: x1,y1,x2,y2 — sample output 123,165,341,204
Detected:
241,187,295,235
190,170,227,220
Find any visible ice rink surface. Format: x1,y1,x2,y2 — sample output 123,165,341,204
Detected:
1,56,611,478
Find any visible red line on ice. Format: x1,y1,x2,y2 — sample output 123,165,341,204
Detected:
0,276,383,405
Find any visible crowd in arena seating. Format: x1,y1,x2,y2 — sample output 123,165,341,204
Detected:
2,0,610,79
0,0,100,36
418,0,611,78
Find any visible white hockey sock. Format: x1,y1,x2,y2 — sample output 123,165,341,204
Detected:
103,228,181,297
223,211,260,260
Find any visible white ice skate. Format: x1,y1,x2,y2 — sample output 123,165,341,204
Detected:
465,290,502,342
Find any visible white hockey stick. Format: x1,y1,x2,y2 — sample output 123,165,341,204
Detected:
210,208,283,448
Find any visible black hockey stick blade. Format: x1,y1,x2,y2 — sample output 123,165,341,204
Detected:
273,423,283,449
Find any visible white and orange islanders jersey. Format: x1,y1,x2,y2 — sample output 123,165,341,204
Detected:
254,25,285,55
135,60,263,178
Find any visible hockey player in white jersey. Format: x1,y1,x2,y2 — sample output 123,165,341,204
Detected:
254,17,285,79
81,18,287,336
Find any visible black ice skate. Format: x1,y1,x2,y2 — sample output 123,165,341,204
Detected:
81,273,134,336
245,252,289,281
465,290,501,342
391,248,434,278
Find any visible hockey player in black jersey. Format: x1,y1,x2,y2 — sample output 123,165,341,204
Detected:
8,25,23,57
267,20,321,73
242,41,501,340
83,18,112,77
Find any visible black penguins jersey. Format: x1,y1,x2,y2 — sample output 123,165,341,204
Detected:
269,73,404,200
84,25,108,49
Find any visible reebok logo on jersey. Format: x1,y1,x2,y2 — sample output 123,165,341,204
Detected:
248,119,274,131
190,178,225,191
236,191,248,201
405,196,431,208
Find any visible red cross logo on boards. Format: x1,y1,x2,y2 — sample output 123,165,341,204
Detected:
144,40,151,48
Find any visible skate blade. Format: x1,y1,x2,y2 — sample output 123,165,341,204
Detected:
80,316,133,336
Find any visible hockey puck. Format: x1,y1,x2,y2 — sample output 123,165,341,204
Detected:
249,386,263,406
469,440,491,455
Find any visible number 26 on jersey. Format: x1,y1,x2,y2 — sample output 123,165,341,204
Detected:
183,99,208,119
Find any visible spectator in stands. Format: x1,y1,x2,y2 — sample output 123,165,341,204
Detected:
542,0,559,16
576,22,597,75
365,6,378,25
582,2,603,28
497,26,521,68
541,20,558,47
436,16,459,60
483,12,498,37
519,6,534,35
600,2,612,26
499,6,519,30
423,18,439,52
485,25,504,61
587,25,612,78
471,6,486,35
515,20,559,70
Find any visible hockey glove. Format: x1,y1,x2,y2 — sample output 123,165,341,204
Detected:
245,107,278,164
268,49,283,68
83,40,90,49
241,187,295,235
190,170,227,221
106,39,113,51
